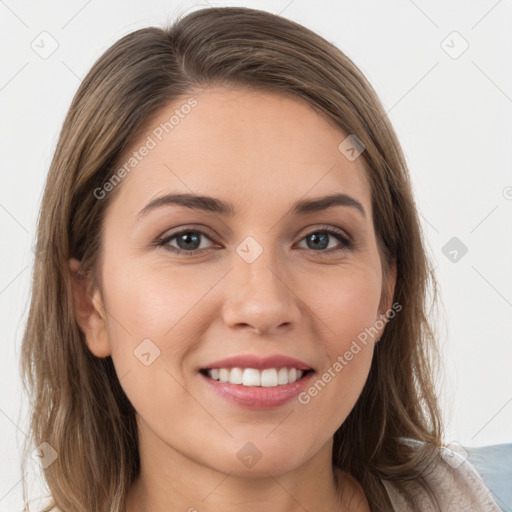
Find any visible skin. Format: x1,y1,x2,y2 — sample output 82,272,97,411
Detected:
69,86,396,512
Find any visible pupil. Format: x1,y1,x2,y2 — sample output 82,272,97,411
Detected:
308,233,328,250
178,232,200,250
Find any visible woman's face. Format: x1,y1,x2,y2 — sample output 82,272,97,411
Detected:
71,86,395,477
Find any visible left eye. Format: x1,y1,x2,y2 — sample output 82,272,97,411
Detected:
156,227,352,255
296,228,352,252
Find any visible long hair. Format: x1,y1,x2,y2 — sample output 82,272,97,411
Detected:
20,6,443,511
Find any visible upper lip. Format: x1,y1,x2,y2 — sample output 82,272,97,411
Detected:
200,354,314,371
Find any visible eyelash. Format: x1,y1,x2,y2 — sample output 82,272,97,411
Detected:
154,225,353,257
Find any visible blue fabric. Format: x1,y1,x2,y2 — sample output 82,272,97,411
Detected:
466,443,512,512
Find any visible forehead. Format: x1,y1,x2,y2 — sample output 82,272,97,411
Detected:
110,87,372,218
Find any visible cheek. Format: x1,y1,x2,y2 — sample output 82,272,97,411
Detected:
101,264,206,424
298,265,381,416
100,260,233,417
309,261,382,345
103,261,217,349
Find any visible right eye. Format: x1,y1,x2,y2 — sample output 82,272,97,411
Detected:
156,229,218,256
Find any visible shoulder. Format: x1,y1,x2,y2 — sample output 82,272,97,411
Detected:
382,443,502,511
430,446,501,511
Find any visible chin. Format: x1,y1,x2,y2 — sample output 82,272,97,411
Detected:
203,441,312,477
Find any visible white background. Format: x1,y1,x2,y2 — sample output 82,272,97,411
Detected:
1,0,511,509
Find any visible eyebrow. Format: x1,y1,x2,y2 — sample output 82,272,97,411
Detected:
137,192,366,219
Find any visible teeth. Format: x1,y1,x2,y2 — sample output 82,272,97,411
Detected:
243,368,260,386
205,367,305,387
260,369,277,387
229,367,243,384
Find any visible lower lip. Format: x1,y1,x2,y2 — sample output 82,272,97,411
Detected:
199,371,315,409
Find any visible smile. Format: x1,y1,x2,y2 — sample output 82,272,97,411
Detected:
201,367,312,387
199,368,315,409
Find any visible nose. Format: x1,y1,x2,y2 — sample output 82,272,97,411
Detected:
221,247,301,335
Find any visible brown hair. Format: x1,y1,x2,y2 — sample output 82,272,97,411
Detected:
20,6,444,511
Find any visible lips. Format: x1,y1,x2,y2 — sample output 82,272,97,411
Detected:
199,368,316,409
196,354,316,409
199,354,314,372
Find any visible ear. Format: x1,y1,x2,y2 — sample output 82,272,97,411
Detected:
376,258,398,337
68,258,112,358
383,258,397,312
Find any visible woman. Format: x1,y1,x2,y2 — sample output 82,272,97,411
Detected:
20,6,500,512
